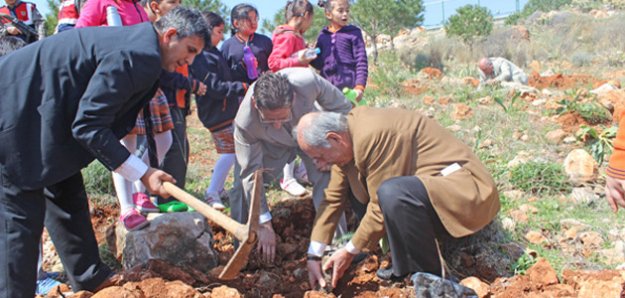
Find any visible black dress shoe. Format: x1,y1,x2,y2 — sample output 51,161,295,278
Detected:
376,268,407,282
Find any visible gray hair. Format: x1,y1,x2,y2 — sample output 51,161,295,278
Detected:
296,112,347,148
153,7,210,44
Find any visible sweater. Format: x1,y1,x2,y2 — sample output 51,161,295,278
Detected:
75,0,147,27
221,33,272,84
268,24,307,72
190,47,247,131
311,25,368,90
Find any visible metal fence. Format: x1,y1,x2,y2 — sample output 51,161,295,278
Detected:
422,0,523,29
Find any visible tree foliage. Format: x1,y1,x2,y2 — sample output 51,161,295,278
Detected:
445,4,493,45
260,7,327,44
351,0,424,63
43,0,60,36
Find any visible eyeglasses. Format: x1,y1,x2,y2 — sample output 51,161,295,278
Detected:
257,107,293,124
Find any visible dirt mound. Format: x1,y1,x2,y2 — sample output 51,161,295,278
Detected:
556,112,589,133
529,72,600,90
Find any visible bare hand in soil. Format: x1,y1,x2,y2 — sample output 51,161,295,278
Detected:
322,248,354,288
258,221,276,263
140,167,175,198
307,259,327,290
605,175,625,212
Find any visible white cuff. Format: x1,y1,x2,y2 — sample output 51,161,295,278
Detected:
344,240,360,255
259,212,272,224
113,154,148,182
307,241,326,257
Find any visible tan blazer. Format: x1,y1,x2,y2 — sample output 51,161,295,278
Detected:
311,107,501,250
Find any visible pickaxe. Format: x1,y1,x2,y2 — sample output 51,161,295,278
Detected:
163,170,261,280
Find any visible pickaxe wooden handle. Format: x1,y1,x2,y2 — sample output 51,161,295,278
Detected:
162,170,262,280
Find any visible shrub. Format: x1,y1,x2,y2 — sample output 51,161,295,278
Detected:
571,51,594,67
444,5,494,45
509,161,571,195
82,161,114,196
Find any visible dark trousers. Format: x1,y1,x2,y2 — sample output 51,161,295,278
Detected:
160,106,189,203
0,168,112,298
377,176,450,277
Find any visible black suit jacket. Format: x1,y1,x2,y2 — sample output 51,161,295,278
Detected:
0,22,161,189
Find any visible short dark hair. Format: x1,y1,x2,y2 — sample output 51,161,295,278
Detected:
253,72,293,110
0,36,26,57
154,7,210,45
318,0,348,14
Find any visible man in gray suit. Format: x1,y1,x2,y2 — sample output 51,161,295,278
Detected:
0,7,208,298
231,68,352,263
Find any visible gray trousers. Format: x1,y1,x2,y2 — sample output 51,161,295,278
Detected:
0,168,112,298
230,147,348,238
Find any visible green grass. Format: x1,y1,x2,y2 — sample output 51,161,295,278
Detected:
509,162,571,195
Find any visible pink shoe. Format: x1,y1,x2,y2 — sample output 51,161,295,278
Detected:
120,209,149,231
133,192,159,213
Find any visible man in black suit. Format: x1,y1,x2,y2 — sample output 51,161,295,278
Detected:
0,7,209,298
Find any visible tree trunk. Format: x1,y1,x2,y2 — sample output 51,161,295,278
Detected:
372,38,379,65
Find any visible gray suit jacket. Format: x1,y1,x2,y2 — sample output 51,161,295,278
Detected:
0,22,162,189
234,67,352,214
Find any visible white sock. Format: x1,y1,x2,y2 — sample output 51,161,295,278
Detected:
113,134,137,214
282,160,296,181
134,131,173,193
206,153,235,195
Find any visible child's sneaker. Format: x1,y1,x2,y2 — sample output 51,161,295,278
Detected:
35,277,62,295
204,191,226,211
120,209,149,231
132,192,159,213
280,178,307,196
158,201,189,213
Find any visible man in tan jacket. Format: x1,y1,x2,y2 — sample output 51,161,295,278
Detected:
295,108,500,289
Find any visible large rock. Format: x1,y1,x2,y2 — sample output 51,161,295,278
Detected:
563,149,597,184
412,272,477,297
116,212,219,273
459,276,489,298
562,270,625,298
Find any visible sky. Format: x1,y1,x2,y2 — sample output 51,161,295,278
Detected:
29,0,529,28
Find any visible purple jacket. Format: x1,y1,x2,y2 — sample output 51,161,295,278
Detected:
311,25,368,90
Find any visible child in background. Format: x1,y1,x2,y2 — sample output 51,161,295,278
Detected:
190,12,248,210
221,3,272,85
267,0,315,197
75,0,147,27
267,0,314,72
312,0,368,103
55,0,82,33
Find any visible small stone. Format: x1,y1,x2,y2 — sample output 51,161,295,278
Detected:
601,240,625,264
531,99,546,106
563,136,577,144
570,187,599,204
510,210,528,223
422,95,435,105
438,96,451,105
512,130,524,140
545,129,567,144
563,149,597,184
479,139,493,149
519,204,538,214
460,277,490,298
452,103,473,120
477,96,492,105
526,258,559,286
507,151,532,168
501,217,516,231
503,190,525,200
525,230,547,244
579,231,604,253
211,285,242,298
447,124,462,132
520,134,529,141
